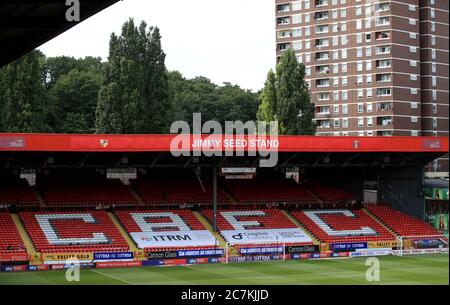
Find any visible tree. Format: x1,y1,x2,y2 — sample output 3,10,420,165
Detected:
49,68,101,133
167,71,259,129
258,49,315,135
95,18,171,134
0,50,51,132
257,70,277,123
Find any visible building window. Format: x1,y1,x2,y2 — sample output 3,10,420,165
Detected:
341,22,347,31
341,35,348,45
305,27,310,36
357,47,363,58
409,46,417,53
343,118,348,128
430,8,435,19
432,63,437,73
410,88,418,95
432,90,437,100
358,118,364,128
333,91,339,101
333,64,339,74
358,103,364,113
356,6,362,16
431,22,436,32
431,49,436,59
334,105,339,114
410,102,418,109
334,119,340,128
367,103,373,112
411,130,418,136
366,88,373,98
332,36,338,46
305,13,310,23
366,60,372,71
367,117,373,127
293,15,302,24
432,104,437,114
357,61,363,72
342,91,348,100
357,75,363,85
409,32,417,39
333,50,339,60
411,116,418,123
342,104,348,114
432,76,437,87
409,4,416,11
342,76,347,86
356,19,362,30
366,47,371,57
366,74,372,83
341,49,347,59
357,89,364,99
293,1,302,11
356,33,363,44
293,28,302,37
433,118,438,128
332,9,338,19
410,60,417,67
342,63,347,73
341,8,346,18
305,0,310,9
409,18,416,25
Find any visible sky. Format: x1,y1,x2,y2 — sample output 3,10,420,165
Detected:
39,0,276,92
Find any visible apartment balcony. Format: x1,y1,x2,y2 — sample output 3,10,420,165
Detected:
277,4,290,13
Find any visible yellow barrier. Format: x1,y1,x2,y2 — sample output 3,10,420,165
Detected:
42,252,93,261
367,241,399,248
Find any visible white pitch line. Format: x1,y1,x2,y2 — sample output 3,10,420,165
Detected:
90,269,135,285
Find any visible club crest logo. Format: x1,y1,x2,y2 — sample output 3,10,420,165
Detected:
100,139,109,148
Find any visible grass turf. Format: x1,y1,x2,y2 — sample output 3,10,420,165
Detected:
0,254,448,285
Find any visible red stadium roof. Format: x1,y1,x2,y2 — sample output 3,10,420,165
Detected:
0,134,447,153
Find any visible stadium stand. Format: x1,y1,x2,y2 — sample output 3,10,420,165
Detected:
223,178,318,204
0,179,38,206
305,180,359,203
290,209,396,243
133,176,229,205
202,208,299,231
115,209,218,253
202,208,313,251
0,212,27,254
37,178,137,207
19,211,129,253
365,204,441,237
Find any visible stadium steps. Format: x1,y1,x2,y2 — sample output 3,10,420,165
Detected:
282,210,321,245
219,186,239,204
302,185,323,203
107,212,145,260
192,211,229,250
362,207,399,237
31,186,47,208
11,213,42,264
126,184,145,206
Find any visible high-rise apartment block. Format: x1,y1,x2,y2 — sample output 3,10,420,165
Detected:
275,0,449,177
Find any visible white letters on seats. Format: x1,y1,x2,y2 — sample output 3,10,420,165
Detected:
35,214,109,245
220,211,266,230
303,210,377,236
131,212,190,232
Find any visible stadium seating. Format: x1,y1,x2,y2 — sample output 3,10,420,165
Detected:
20,211,129,253
0,180,38,206
365,205,441,237
38,178,137,206
290,209,396,243
116,209,206,232
0,212,27,254
223,179,318,204
305,180,359,203
133,176,229,204
115,209,217,253
202,208,298,231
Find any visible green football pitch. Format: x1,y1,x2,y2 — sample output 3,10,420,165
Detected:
0,254,448,285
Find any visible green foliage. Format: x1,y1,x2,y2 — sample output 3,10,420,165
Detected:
49,67,101,133
168,71,259,129
95,18,171,134
258,49,316,135
0,50,51,132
